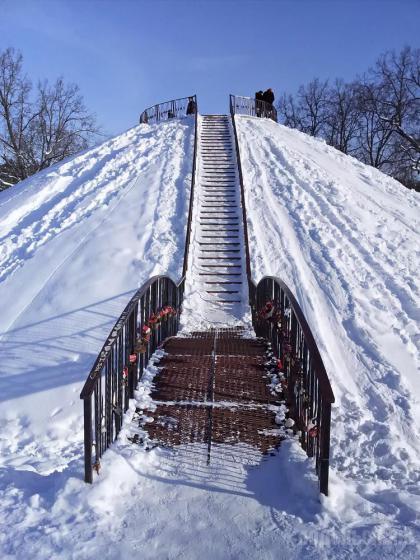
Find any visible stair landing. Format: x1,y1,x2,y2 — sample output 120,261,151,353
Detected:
131,329,283,460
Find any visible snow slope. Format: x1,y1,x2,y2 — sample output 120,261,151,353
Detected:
236,115,420,551
0,118,194,480
1,112,419,559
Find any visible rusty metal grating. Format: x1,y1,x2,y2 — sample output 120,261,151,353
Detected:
132,329,283,458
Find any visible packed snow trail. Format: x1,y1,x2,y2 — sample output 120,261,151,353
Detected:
0,117,194,475
181,115,251,330
236,115,420,551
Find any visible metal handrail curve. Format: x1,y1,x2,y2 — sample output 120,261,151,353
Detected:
80,275,185,482
139,95,197,125
251,276,334,495
230,94,277,122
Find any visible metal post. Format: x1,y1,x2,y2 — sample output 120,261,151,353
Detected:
83,397,93,483
319,401,331,496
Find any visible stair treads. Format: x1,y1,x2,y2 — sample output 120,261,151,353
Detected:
204,281,243,284
200,250,241,254
198,257,242,260
200,228,239,232
206,290,240,294
198,274,242,277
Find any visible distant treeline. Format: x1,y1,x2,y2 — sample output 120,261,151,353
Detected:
278,46,419,191
0,48,101,191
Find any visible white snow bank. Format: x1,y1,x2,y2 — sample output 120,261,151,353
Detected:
236,115,420,550
0,117,194,475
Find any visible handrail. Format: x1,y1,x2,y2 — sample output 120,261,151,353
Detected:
80,95,199,483
80,275,185,482
230,104,253,300
251,277,334,496
230,104,334,495
139,95,197,125
230,94,277,122
182,99,199,275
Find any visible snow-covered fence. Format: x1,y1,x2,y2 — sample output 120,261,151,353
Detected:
139,95,197,125
80,275,185,483
251,277,335,496
230,94,277,122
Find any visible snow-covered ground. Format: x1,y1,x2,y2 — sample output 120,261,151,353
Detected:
236,115,420,554
0,112,419,559
0,117,194,556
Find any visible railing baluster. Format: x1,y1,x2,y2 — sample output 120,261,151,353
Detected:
83,397,93,483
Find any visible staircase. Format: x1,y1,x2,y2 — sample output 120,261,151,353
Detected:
81,107,333,495
130,117,283,463
183,115,250,326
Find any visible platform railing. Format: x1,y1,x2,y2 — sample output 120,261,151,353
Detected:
80,276,185,482
139,95,197,125
251,277,335,496
230,94,277,122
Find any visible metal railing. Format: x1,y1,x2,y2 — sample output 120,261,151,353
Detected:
139,95,197,125
81,97,199,482
230,94,277,122
182,97,198,275
80,276,185,482
251,277,335,496
230,105,334,495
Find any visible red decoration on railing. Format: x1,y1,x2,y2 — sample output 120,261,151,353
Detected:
307,419,318,438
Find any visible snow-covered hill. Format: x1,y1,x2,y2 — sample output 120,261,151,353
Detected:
0,113,418,559
236,114,420,549
0,117,194,473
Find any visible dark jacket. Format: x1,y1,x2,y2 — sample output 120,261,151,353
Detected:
263,89,275,105
186,99,196,115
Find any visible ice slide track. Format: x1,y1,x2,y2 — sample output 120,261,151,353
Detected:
80,97,335,496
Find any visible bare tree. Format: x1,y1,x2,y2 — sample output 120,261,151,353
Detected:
353,77,395,169
278,93,303,130
0,48,33,186
0,47,101,189
278,79,329,137
277,46,420,190
297,78,329,137
374,47,420,172
324,80,360,155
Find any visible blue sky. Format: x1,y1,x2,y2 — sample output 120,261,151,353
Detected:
1,0,419,136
